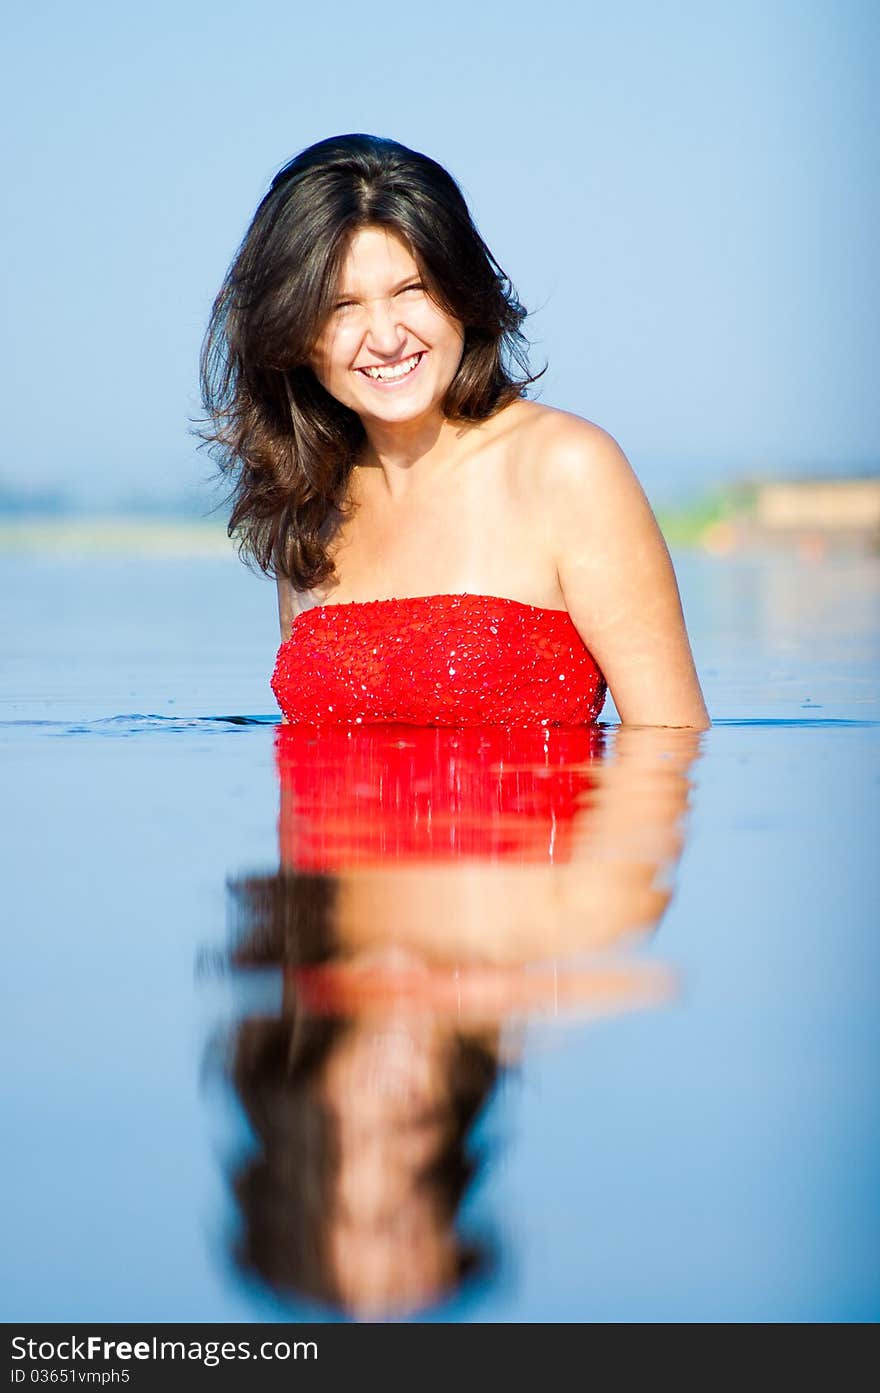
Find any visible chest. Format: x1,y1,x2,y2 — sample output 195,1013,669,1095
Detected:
318,460,553,604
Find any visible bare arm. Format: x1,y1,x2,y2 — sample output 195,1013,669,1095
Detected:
547,418,710,729
275,572,296,642
275,573,297,725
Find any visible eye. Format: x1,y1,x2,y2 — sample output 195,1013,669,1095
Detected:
397,282,425,294
333,299,357,312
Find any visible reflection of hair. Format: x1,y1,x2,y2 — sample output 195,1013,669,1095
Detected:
199,132,541,589
230,1011,498,1312
225,867,499,1313
231,1012,342,1306
227,869,337,968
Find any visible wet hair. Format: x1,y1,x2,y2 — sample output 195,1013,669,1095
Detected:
199,133,541,590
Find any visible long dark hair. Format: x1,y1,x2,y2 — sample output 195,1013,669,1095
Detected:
199,133,541,590
224,867,498,1313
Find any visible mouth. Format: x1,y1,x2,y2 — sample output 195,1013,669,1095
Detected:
354,351,426,389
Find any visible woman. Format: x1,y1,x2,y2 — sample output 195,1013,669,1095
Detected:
201,134,709,730
225,868,498,1317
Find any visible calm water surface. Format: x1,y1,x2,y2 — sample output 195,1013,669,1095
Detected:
2,549,878,1322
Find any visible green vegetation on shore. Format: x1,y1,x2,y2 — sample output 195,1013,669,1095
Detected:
1,501,741,556
656,484,756,547
4,478,875,557
0,515,231,557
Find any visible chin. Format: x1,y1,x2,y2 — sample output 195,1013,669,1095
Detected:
356,385,446,421
364,396,437,420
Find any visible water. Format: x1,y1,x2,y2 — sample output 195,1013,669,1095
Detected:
2,549,878,1322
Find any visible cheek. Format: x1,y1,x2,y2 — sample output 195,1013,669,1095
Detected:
445,317,466,359
310,329,348,384
427,308,463,347
307,334,327,378
416,310,464,364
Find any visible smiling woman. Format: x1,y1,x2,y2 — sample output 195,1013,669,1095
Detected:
200,134,709,729
308,228,466,424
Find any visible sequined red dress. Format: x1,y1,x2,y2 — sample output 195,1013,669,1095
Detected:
270,593,606,727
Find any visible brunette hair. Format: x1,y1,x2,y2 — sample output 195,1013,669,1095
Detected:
230,1011,497,1313
224,867,498,1313
199,133,540,590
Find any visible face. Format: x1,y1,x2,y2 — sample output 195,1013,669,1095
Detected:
328,1189,457,1318
321,1013,452,1138
308,226,466,428
320,1014,458,1316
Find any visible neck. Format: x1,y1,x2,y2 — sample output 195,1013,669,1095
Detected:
358,410,463,499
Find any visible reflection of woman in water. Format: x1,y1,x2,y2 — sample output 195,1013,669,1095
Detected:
227,874,498,1318
221,725,697,1318
201,133,709,731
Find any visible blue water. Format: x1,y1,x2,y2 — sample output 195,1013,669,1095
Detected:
2,549,879,1322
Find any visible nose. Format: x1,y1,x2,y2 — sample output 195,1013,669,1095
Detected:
364,298,407,358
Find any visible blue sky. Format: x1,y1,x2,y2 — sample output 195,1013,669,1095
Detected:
3,0,877,508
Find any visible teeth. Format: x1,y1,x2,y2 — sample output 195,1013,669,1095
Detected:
362,353,421,381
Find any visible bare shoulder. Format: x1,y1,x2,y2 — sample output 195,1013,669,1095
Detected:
514,404,643,501
496,401,659,567
275,571,318,640
513,405,665,587
508,405,710,730
502,402,642,517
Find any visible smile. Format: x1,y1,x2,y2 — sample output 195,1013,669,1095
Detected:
356,351,425,386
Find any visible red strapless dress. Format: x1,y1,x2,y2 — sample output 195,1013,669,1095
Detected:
270,593,606,727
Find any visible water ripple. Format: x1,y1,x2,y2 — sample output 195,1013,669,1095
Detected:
0,713,280,737
0,714,878,739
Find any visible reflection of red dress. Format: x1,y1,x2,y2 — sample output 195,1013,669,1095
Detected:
271,593,606,727
276,722,604,869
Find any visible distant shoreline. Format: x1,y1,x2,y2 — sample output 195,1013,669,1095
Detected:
1,478,878,558
0,516,231,557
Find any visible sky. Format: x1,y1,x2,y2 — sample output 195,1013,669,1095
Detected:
2,0,878,510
